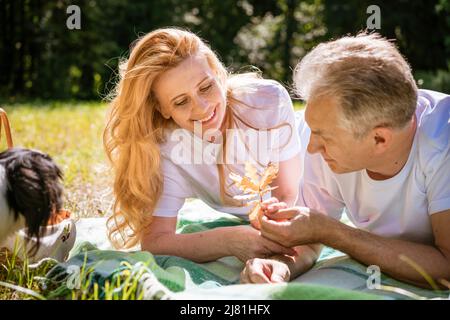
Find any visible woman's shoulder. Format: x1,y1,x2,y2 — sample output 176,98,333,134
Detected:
227,75,294,128
227,75,291,110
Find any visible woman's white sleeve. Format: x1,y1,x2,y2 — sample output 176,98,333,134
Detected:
270,83,302,162
152,157,193,217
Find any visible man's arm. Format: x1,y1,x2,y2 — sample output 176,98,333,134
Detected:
262,208,450,289
321,209,450,288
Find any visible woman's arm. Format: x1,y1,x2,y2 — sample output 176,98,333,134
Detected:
271,153,302,206
141,153,302,263
141,216,297,263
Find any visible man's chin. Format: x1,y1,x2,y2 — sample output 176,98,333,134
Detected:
326,162,349,174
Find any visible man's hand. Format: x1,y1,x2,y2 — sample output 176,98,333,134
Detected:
227,225,297,262
260,204,324,247
240,258,291,284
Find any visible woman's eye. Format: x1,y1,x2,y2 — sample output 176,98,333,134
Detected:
200,84,212,93
175,99,188,106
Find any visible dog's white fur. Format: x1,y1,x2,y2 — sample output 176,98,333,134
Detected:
0,164,25,245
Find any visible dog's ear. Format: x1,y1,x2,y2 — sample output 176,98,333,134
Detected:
4,149,64,255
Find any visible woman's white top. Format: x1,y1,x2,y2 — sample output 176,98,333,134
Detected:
153,78,302,218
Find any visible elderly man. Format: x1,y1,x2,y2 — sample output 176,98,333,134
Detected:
241,33,450,289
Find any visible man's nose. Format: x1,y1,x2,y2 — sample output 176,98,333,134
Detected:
307,134,322,154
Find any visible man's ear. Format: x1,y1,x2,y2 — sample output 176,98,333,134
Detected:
372,127,393,154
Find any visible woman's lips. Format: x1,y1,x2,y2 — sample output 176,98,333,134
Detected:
200,108,216,124
194,105,218,126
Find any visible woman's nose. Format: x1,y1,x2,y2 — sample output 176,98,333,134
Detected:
193,96,210,112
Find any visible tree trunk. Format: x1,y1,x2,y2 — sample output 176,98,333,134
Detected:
13,0,25,94
80,64,94,99
282,0,299,83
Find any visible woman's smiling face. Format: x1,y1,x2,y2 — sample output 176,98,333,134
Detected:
153,54,227,140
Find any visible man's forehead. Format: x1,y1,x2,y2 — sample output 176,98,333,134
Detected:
305,95,341,133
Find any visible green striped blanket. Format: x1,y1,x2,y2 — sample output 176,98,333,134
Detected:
44,200,449,300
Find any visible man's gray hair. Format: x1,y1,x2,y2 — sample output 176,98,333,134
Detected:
294,32,418,138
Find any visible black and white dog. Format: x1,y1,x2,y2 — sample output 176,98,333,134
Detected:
0,147,64,255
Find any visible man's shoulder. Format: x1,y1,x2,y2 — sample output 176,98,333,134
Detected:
415,89,450,174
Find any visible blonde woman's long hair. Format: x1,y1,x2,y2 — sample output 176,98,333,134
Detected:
104,28,291,249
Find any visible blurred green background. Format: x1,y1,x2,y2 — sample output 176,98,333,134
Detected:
0,0,448,219
1,0,449,101
1,1,448,300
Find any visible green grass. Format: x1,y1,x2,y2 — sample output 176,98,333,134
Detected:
0,101,113,219
0,101,115,299
0,100,153,300
0,246,151,300
293,101,305,110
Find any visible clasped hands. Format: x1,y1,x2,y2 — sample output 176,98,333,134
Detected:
240,197,324,284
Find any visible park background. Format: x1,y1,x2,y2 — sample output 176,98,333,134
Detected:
1,0,449,100
0,0,449,227
0,0,449,300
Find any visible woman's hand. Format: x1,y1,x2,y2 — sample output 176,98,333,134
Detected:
227,225,297,262
250,197,289,230
240,258,291,283
261,206,324,247
260,197,289,217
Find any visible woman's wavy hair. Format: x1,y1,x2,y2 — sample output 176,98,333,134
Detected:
104,28,291,249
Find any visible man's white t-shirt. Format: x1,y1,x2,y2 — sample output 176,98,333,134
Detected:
297,89,450,245
153,78,302,218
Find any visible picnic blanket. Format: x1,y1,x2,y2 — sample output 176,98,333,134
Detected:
43,200,449,300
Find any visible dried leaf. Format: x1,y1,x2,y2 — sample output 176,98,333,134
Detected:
248,203,262,229
262,186,279,194
245,199,259,207
233,194,259,201
259,163,279,190
230,161,279,229
245,162,260,186
229,172,259,193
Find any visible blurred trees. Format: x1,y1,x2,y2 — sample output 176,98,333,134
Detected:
0,0,449,100
323,0,450,91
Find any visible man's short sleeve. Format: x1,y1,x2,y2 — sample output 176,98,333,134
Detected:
297,152,346,221
418,90,450,215
427,148,450,215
